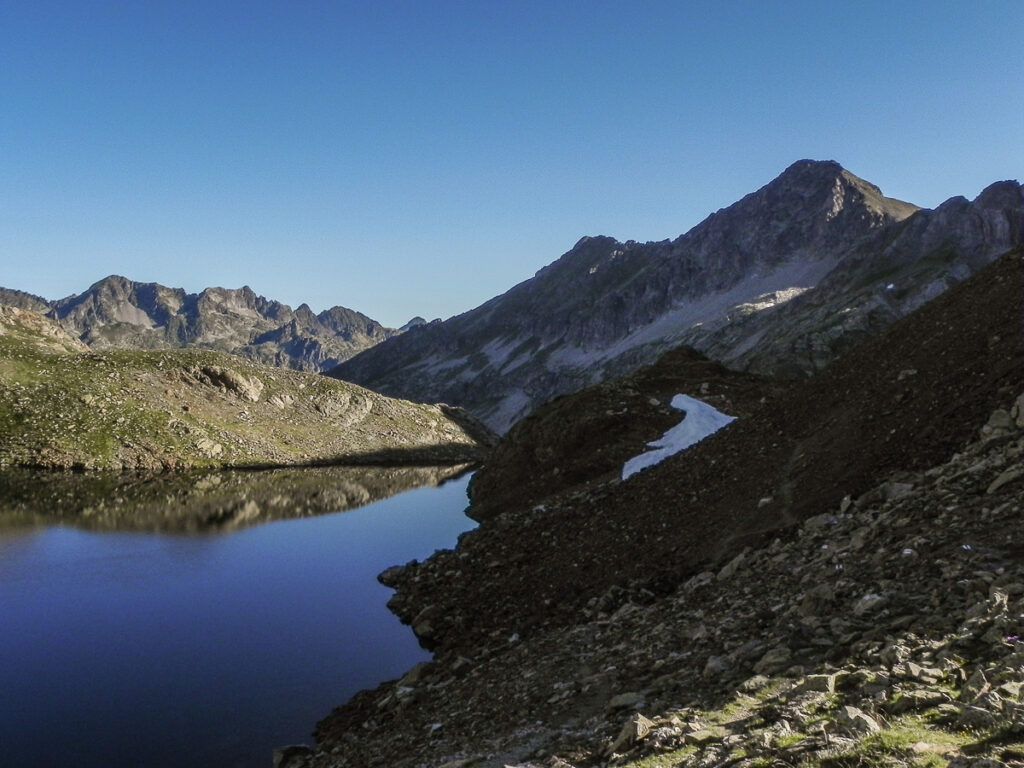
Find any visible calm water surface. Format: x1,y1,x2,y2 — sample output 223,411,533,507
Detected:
0,471,476,767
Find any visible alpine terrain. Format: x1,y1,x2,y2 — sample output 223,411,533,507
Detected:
330,160,1022,432
297,246,1023,768
0,276,404,372
0,304,492,471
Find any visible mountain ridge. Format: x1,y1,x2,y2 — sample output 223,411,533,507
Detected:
0,276,399,372
330,161,1020,432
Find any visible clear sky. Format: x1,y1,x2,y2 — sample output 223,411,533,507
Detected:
1,1,1020,327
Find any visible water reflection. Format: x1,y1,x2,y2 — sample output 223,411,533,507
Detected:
0,464,474,533
0,470,477,767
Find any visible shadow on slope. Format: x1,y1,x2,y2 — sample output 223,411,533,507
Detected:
382,249,1023,655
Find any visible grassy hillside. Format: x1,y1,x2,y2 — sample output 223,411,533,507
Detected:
0,305,491,470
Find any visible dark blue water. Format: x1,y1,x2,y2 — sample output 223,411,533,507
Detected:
0,473,475,768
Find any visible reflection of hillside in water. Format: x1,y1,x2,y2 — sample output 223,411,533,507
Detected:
0,464,474,533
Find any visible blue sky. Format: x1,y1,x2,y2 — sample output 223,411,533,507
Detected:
1,1,1020,327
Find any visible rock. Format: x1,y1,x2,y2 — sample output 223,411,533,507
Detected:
895,661,943,684
273,744,314,768
837,705,881,735
704,656,731,677
984,409,1014,432
957,704,999,729
683,571,716,591
887,689,949,714
1012,393,1024,428
198,365,265,403
606,713,655,755
853,593,888,616
883,481,915,501
986,468,1023,495
997,681,1023,699
754,646,792,675
399,662,432,687
738,674,772,693
800,583,836,617
412,605,440,641
796,674,837,693
196,438,223,458
608,692,644,710
961,669,990,702
718,550,748,580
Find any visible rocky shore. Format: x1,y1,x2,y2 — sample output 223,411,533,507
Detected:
301,397,1023,768
290,251,1022,767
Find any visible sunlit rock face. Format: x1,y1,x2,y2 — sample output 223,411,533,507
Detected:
0,277,399,372
331,161,1021,432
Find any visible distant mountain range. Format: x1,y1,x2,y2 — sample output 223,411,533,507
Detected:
330,160,1022,431
0,277,405,372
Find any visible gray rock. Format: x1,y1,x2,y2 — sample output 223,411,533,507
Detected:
957,705,999,729
606,713,655,755
754,646,792,675
838,705,881,734
796,674,837,693
608,692,644,710
986,468,1023,495
853,593,888,616
961,669,990,702
703,655,732,677
887,689,948,714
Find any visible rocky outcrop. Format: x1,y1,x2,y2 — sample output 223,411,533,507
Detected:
687,179,1024,377
331,162,1021,433
0,305,88,355
0,276,399,372
0,307,492,471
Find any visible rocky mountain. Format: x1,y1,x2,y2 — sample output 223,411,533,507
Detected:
0,305,492,471
300,249,1024,768
330,161,1021,432
0,276,398,372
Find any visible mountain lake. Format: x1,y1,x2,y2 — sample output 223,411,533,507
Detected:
0,466,476,767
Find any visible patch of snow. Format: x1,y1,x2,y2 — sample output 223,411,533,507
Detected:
484,388,533,434
621,394,736,480
547,256,840,373
480,337,518,367
417,354,469,373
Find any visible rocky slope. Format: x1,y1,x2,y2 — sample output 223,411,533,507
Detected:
331,162,1020,432
0,305,492,471
467,346,787,523
0,275,400,372
298,249,1023,767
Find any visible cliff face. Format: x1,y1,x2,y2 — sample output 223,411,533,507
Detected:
331,162,1020,433
0,276,398,372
